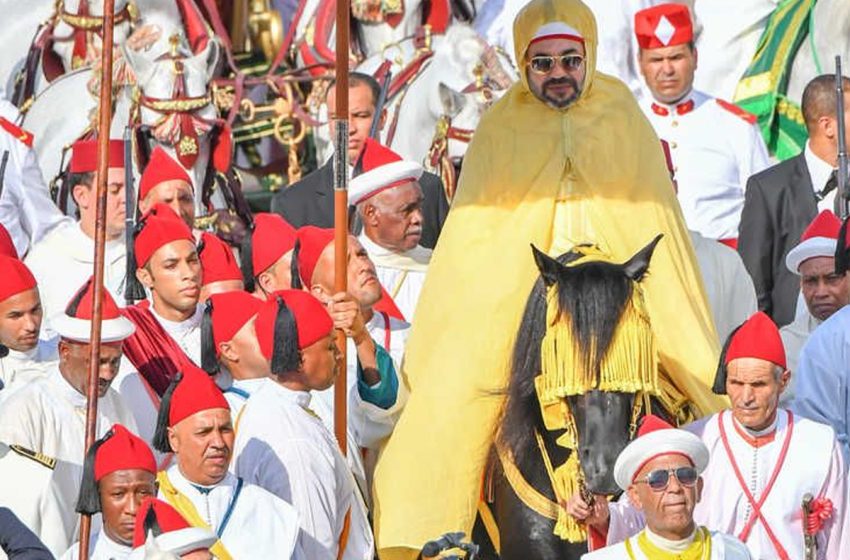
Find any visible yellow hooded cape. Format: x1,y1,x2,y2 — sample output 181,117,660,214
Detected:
372,0,725,557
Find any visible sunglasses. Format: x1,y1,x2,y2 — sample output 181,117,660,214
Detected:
527,54,585,75
635,466,698,491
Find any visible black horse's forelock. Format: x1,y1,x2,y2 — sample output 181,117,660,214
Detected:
498,253,635,470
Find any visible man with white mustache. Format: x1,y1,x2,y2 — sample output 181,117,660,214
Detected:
351,139,430,323
634,3,769,247
570,312,850,559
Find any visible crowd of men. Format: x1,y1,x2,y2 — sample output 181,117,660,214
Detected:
0,0,849,558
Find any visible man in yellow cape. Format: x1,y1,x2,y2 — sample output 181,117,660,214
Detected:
372,0,726,557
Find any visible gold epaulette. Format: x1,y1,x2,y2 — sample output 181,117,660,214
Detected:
9,445,56,470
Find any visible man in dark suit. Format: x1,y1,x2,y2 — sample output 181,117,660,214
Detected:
271,73,449,250
739,74,850,326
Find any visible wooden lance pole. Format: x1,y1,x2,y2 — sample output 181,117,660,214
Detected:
79,0,117,557
333,0,350,456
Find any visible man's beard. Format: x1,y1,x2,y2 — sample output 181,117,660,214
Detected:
538,76,581,109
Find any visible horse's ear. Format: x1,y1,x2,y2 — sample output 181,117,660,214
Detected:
201,38,221,76
438,83,464,118
531,244,561,286
622,234,663,281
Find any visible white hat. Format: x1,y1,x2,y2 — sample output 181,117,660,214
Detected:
785,210,841,274
529,22,585,46
613,415,709,491
52,278,135,343
128,498,217,559
349,138,423,206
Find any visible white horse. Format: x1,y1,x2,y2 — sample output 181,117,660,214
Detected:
22,30,220,212
352,23,515,196
0,0,136,101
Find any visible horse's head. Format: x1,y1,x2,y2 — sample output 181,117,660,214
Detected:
500,235,663,499
124,30,219,176
427,25,515,163
533,236,662,494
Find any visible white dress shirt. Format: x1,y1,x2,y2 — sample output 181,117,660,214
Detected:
62,531,132,560
804,141,838,212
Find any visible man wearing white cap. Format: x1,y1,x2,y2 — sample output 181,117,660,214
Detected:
582,415,750,559
572,312,850,559
634,3,770,245
0,278,137,467
351,138,430,323
781,210,849,384
794,217,850,462
128,498,216,560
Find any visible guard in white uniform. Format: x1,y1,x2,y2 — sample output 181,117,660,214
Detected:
25,139,128,339
152,365,303,559
577,313,850,559
351,138,430,322
0,255,57,392
0,442,78,558
0,279,137,468
0,116,68,258
634,4,770,243
780,210,849,393
234,291,374,560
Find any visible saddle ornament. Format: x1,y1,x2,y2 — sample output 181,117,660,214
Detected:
351,0,405,25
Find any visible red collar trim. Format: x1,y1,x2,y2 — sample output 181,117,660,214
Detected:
731,416,778,448
651,99,695,117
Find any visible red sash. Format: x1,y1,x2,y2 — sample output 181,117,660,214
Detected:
718,410,793,559
121,303,196,396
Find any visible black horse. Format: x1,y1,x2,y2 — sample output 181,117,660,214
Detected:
473,235,685,560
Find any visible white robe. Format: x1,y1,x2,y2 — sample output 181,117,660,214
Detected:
157,465,303,559
793,305,850,462
779,310,821,403
584,527,751,559
0,366,137,466
605,410,850,560
0,339,57,393
232,382,373,560
690,231,757,343
223,377,268,421
358,234,429,323
61,531,132,560
0,119,69,258
0,442,79,559
25,222,126,340
365,309,410,371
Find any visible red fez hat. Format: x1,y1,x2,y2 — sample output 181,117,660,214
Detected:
94,424,156,480
132,498,216,553
634,4,693,50
239,214,297,292
349,139,423,206
139,147,193,202
76,424,156,515
69,139,126,173
0,223,17,258
786,210,841,273
294,226,335,288
199,233,241,286
255,290,333,374
714,312,785,393
0,255,37,303
153,365,229,453
201,290,263,374
134,203,195,268
52,277,135,343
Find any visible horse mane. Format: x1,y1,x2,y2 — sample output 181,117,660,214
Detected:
498,250,636,471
